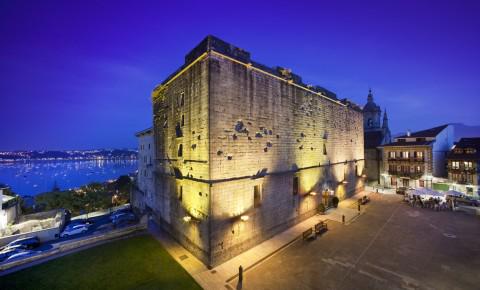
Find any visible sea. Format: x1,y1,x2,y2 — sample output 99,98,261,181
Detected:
0,159,138,196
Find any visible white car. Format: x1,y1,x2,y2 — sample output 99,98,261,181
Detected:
4,250,39,262
60,224,89,238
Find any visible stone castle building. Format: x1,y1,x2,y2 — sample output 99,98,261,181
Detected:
363,90,391,182
150,36,365,266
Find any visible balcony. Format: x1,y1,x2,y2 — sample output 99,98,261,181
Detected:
448,167,477,174
387,157,425,163
388,170,423,179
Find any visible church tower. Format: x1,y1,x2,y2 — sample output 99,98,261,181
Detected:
362,89,392,183
382,109,392,143
362,89,382,131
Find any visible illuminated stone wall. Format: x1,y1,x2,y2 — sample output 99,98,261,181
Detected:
152,56,212,263
151,36,365,267
207,52,364,265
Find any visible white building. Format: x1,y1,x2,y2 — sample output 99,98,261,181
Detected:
381,124,454,189
132,128,156,214
0,188,19,230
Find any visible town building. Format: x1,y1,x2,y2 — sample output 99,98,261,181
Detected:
380,124,454,189
362,90,391,183
149,35,365,267
447,138,480,197
132,128,157,215
0,187,19,230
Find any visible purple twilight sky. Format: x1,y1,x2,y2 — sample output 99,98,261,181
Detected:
0,0,479,150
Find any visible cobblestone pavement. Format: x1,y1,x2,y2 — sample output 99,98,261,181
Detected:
231,193,480,290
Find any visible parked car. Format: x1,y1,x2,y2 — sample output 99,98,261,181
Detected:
0,245,25,261
112,213,136,226
4,250,39,263
1,236,40,251
60,224,89,238
68,219,93,227
109,208,131,221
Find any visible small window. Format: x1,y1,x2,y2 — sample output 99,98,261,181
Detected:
148,144,150,149
368,118,373,127
178,144,183,157
452,161,460,169
416,138,426,142
178,186,183,201
175,123,183,137
323,144,327,155
419,180,425,187
180,92,185,106
181,115,185,127
293,176,299,195
389,151,396,159
254,185,262,208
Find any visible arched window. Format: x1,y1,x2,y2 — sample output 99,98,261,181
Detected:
368,118,373,127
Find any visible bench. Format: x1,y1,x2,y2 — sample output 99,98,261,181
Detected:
359,195,370,205
315,221,328,235
302,227,315,241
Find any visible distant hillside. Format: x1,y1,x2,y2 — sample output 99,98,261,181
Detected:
451,123,480,141
393,123,480,141
0,149,138,161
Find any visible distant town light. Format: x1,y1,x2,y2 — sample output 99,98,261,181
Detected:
183,216,192,222
240,215,249,222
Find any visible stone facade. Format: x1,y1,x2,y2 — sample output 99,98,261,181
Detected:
151,36,365,267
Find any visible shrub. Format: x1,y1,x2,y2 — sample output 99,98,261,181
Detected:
318,203,326,214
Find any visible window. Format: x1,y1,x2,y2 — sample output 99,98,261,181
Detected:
416,138,426,142
419,180,425,187
466,148,476,154
452,161,460,169
467,174,473,183
254,185,262,208
402,151,409,159
180,92,185,107
389,151,396,159
323,144,327,155
414,151,423,159
177,144,183,157
464,161,473,169
389,165,396,173
454,148,463,154
175,123,183,137
368,119,373,127
415,166,421,173
293,176,299,195
391,177,397,186
148,144,150,149
181,115,185,127
178,186,183,201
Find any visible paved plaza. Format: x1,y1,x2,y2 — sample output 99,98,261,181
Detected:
230,193,480,290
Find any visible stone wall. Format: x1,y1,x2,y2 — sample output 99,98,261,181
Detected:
152,44,365,267
207,52,364,265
